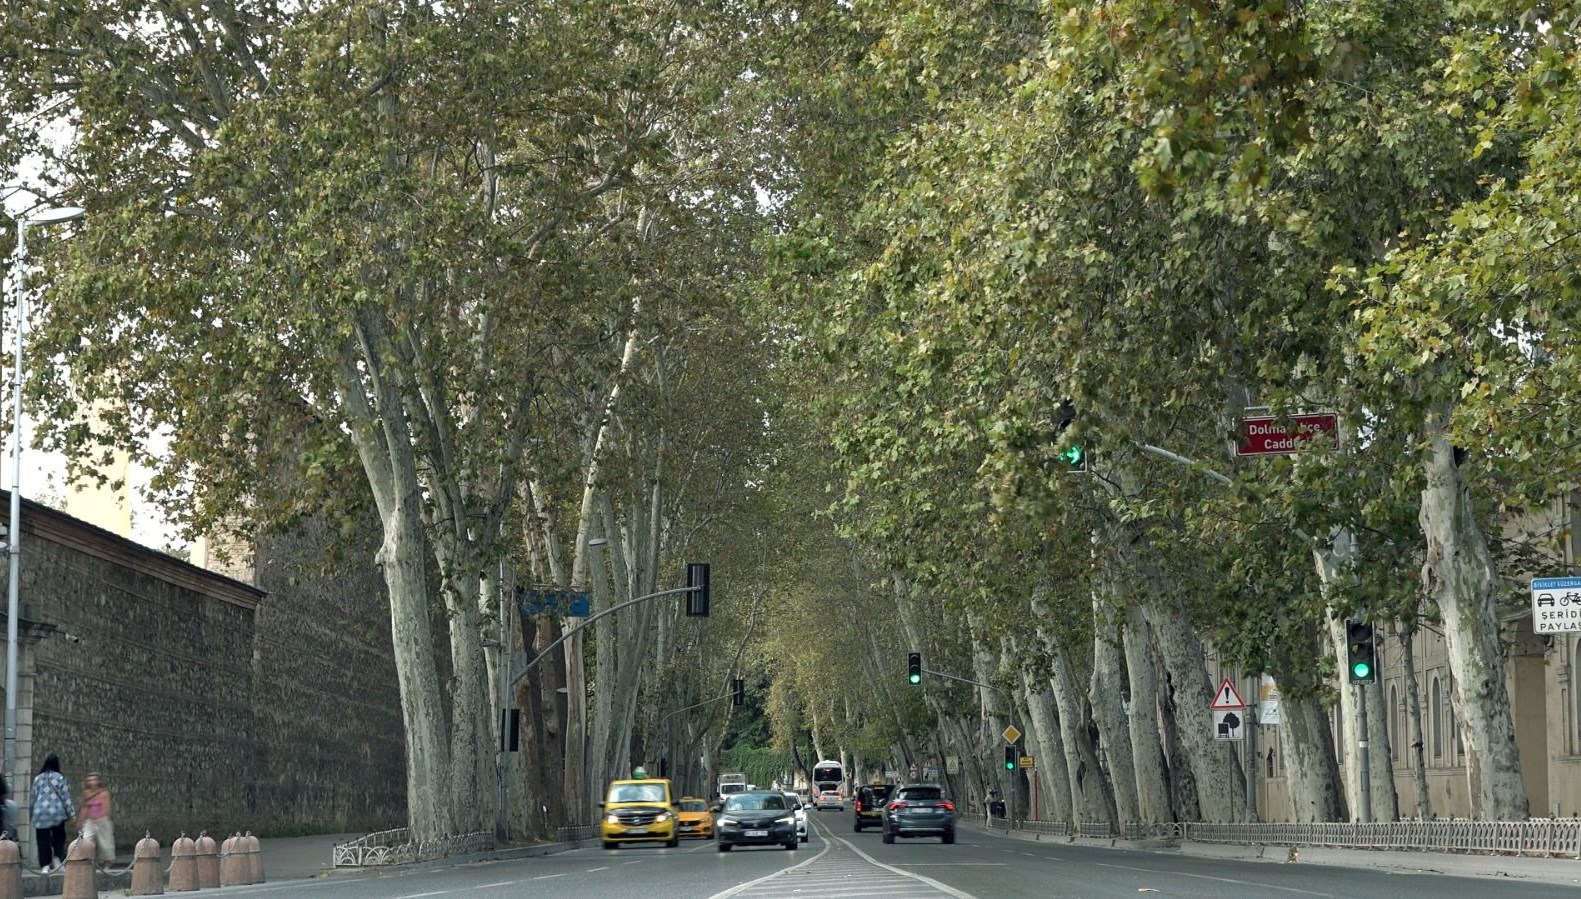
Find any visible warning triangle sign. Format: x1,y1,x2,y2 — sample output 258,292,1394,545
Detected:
1210,678,1246,710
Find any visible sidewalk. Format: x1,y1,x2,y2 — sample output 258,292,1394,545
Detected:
963,821,1581,890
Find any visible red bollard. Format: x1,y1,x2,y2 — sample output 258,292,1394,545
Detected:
219,834,247,886
167,835,197,892
243,833,263,884
194,833,219,888
0,835,20,899
60,836,98,899
129,833,164,896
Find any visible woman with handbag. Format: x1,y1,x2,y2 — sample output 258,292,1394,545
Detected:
29,754,73,874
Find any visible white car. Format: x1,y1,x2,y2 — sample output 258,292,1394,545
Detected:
782,792,809,843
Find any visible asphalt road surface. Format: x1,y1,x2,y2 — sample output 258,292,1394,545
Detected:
199,812,1581,899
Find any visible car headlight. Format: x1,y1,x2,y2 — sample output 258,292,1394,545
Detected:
718,816,738,826
776,814,795,825
605,814,620,824
655,812,671,822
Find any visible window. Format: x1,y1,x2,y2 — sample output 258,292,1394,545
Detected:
1435,673,1448,758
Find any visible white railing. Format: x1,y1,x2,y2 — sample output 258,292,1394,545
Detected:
332,828,495,867
993,818,1581,858
1183,819,1581,858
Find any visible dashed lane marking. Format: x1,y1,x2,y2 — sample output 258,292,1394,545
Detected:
709,816,977,899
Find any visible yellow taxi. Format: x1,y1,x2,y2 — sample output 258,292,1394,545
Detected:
600,776,680,849
676,796,715,839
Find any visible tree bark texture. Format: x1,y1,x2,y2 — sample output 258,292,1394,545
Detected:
1020,670,1075,823
1122,608,1172,823
1143,600,1237,821
1397,623,1432,817
1090,593,1141,823
1419,409,1528,819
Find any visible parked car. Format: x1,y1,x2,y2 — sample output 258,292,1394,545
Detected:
782,791,809,842
676,796,715,839
717,790,798,851
881,783,955,844
853,783,894,832
600,777,679,849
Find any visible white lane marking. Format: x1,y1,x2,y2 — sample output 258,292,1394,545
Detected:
896,863,1008,866
708,832,834,898
532,872,569,880
391,892,452,899
475,882,520,889
824,832,978,899
586,866,609,872
1092,862,1334,896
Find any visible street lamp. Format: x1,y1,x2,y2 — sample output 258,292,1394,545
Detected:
3,198,86,786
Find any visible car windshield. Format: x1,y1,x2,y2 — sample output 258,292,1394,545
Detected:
725,793,787,811
680,800,709,812
608,783,668,803
899,786,943,801
782,794,801,809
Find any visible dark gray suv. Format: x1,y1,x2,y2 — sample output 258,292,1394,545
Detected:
881,784,955,844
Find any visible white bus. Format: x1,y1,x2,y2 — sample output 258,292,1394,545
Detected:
811,760,845,810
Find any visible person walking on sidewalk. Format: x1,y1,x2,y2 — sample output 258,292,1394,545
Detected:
30,754,73,873
77,772,114,871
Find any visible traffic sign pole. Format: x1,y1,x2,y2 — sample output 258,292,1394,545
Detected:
1356,681,1372,824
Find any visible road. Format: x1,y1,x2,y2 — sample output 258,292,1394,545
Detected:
206,813,1580,899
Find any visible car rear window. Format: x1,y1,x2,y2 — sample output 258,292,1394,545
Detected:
866,786,893,802
898,787,943,801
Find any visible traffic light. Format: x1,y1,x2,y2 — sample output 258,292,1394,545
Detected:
1003,745,1016,771
1346,619,1377,683
686,562,710,617
732,676,745,706
907,652,922,685
1060,444,1087,473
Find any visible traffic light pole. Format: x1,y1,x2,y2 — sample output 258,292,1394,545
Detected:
657,690,733,732
1356,682,1373,823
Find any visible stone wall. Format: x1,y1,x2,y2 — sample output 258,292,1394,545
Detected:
15,497,262,841
0,493,406,853
249,517,406,833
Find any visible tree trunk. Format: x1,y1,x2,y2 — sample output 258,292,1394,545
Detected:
1020,669,1074,823
1051,650,1118,828
1155,661,1201,822
1122,608,1171,823
1419,408,1527,819
1277,691,1346,822
1397,622,1432,817
1090,593,1140,823
1143,600,1238,821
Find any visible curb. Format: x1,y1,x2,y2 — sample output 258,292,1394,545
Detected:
318,836,599,880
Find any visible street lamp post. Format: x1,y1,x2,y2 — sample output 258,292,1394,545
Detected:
3,199,85,787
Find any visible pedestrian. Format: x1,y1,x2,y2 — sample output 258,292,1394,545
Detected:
30,754,73,874
0,771,10,839
77,772,114,871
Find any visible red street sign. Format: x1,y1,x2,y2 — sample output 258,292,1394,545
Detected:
1236,412,1340,456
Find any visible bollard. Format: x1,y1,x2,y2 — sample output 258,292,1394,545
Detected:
167,834,197,892
0,835,20,899
218,834,247,887
193,833,219,889
129,833,164,896
61,836,98,899
243,832,263,884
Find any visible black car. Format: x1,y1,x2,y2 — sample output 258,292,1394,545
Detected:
882,783,955,844
853,784,894,832
717,790,798,851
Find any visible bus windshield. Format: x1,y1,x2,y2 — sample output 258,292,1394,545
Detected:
812,761,843,786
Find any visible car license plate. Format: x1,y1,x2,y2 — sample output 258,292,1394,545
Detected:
746,829,768,837
626,827,647,835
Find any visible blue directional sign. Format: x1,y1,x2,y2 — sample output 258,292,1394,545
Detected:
519,587,590,618
1531,577,1581,634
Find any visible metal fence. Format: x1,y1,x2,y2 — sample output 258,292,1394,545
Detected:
1183,819,1581,858
332,828,495,867
557,825,596,843
995,818,1581,859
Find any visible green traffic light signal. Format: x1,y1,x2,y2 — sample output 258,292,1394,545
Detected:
1003,745,1016,770
907,651,922,685
1351,661,1372,680
908,672,921,685
1060,445,1088,473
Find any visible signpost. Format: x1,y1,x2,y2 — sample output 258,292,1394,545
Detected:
1236,412,1340,456
1213,710,1245,741
946,756,960,775
1531,577,1581,634
1019,755,1035,769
